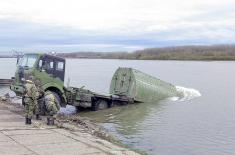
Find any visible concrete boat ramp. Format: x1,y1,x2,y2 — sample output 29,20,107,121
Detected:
0,102,139,155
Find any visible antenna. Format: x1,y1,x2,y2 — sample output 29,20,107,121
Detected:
67,78,70,87
12,50,23,64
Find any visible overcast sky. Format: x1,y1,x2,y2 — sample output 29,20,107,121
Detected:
0,0,235,53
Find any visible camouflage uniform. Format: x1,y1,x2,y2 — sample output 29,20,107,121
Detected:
44,91,59,125
35,79,45,116
23,79,39,124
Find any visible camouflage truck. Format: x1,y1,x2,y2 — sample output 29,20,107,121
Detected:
10,53,129,111
10,53,67,107
10,53,179,112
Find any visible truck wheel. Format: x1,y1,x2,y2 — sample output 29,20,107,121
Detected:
98,100,108,110
92,98,108,111
76,106,83,113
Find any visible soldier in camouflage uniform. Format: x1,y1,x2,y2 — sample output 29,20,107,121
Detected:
34,79,45,119
44,91,60,125
23,76,39,125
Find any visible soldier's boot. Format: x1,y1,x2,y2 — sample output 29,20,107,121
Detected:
25,117,28,124
50,118,55,125
47,117,55,126
47,117,50,125
36,114,42,120
28,118,32,125
47,117,51,125
25,118,32,125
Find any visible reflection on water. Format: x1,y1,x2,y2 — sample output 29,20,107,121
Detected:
79,100,164,135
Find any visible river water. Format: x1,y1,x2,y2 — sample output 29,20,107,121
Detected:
1,58,235,155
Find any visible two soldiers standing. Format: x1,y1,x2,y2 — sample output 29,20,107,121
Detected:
23,76,59,125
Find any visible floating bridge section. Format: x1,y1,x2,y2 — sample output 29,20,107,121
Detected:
110,67,179,102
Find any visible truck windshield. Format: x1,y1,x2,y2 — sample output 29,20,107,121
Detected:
18,54,38,68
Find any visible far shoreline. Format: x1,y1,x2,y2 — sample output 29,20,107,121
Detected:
59,57,235,61
1,56,235,61
2,44,235,61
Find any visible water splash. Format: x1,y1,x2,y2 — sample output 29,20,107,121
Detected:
176,86,201,101
168,86,201,101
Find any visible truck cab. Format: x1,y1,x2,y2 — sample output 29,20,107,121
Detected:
10,53,67,107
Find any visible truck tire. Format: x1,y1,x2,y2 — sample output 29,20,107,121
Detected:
76,106,83,113
97,100,108,110
91,98,108,111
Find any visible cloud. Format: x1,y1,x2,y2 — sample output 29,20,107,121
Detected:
0,0,235,52
1,0,234,32
0,18,150,52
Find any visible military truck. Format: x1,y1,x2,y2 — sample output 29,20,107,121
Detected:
10,53,130,111
10,53,179,111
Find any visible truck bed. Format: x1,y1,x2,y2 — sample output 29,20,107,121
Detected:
65,87,134,111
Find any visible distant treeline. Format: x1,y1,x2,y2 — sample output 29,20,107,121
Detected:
1,44,234,60
57,45,235,60
0,55,15,58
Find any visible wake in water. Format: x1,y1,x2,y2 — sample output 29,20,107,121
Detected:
168,86,201,101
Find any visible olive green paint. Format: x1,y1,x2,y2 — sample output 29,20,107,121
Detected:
110,67,178,102
10,53,67,106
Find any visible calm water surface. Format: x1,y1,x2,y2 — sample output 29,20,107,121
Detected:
1,58,235,155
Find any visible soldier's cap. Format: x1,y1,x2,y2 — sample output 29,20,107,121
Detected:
25,79,33,83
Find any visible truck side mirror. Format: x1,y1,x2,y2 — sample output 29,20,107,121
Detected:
38,60,46,72
16,57,21,65
16,57,19,64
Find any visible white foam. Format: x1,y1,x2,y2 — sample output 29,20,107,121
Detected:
168,86,201,101
175,86,201,101
167,96,180,101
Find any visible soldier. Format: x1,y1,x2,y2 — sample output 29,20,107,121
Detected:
23,76,39,125
44,91,60,125
34,79,45,119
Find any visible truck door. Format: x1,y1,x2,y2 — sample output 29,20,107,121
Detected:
42,57,55,77
37,55,65,83
54,60,65,81
35,56,55,85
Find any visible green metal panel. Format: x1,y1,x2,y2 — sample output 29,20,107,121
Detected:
110,67,178,102
66,87,94,107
